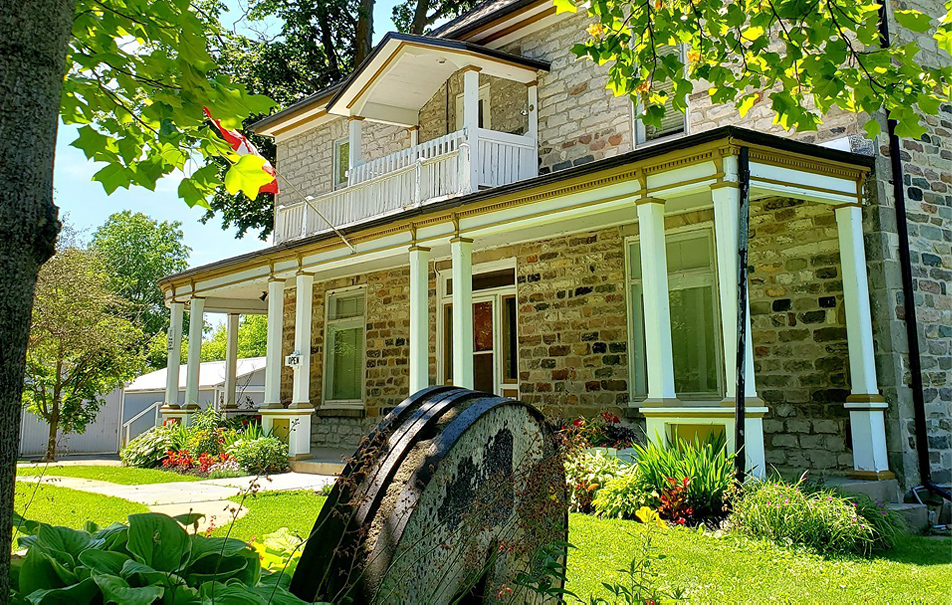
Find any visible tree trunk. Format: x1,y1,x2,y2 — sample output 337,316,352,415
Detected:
410,0,431,35
354,0,375,64
0,0,74,598
44,412,59,463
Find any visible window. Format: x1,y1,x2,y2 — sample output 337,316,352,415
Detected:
633,46,687,144
333,137,349,189
627,230,722,400
324,289,365,405
455,84,491,130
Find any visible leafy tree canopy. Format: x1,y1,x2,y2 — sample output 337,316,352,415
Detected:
145,314,268,368
560,0,952,139
24,236,144,460
90,211,190,336
64,0,277,208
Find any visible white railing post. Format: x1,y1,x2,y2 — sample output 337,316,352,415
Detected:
462,67,481,193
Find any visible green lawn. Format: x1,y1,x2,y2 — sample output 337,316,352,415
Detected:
12,482,147,543
210,491,952,603
211,490,327,542
16,464,198,485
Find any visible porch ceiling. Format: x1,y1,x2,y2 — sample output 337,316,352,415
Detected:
326,32,549,125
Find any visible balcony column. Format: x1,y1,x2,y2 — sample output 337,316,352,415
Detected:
409,245,430,394
451,237,474,389
409,125,419,147
291,271,314,408
636,200,677,406
262,278,286,409
347,117,364,185
162,301,184,410
835,204,891,478
526,81,538,141
461,66,481,194
223,312,239,410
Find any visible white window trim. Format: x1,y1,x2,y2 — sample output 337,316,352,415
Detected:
332,136,349,190
631,44,690,147
455,83,492,131
322,286,367,409
624,225,724,402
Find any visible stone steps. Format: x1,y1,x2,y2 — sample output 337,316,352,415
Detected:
290,458,346,476
887,502,930,533
822,477,901,504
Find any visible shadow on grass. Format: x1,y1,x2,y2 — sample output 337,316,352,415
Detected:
872,534,952,566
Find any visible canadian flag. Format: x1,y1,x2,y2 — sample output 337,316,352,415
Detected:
203,107,279,195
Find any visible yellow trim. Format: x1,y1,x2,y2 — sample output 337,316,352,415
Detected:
480,6,558,44
846,393,887,404
847,470,896,481
752,175,861,201
709,181,739,190
458,0,552,40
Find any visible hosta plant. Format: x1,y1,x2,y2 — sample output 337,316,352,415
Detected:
10,512,306,604
565,450,631,513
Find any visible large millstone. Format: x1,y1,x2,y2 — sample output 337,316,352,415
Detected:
290,386,567,604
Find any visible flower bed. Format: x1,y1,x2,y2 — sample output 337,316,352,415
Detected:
121,409,288,477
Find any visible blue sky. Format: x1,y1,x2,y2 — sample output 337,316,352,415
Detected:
55,0,404,268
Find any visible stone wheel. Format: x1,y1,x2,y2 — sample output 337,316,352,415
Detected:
289,386,568,604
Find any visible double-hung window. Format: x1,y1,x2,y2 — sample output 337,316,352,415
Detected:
323,289,365,406
333,137,350,189
627,229,722,400
633,45,688,144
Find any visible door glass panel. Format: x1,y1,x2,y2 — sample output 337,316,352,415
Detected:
329,326,363,400
502,296,517,383
474,353,494,393
443,304,453,383
473,301,494,352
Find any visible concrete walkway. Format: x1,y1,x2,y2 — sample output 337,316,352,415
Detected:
16,472,334,532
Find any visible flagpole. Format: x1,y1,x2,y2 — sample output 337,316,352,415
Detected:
273,170,356,254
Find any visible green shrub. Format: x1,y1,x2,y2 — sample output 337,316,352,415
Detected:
565,450,631,513
631,435,734,521
228,436,289,474
120,424,188,468
10,512,306,603
730,479,905,555
593,471,653,520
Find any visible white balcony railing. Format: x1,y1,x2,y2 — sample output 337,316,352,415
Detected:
274,128,537,244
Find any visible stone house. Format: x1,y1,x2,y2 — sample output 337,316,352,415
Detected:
158,0,950,489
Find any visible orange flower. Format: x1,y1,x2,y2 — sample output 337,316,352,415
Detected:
587,23,604,38
688,49,701,63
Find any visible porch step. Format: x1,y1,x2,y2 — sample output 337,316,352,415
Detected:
822,477,901,504
290,458,346,476
887,502,930,534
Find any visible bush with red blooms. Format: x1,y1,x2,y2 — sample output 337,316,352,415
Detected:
658,476,695,525
162,449,194,471
558,411,638,453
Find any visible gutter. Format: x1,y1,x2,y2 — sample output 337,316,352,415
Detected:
879,7,951,501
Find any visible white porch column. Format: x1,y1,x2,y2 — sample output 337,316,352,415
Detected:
163,301,184,409
263,278,286,408
462,67,481,193
291,271,314,408
451,237,474,389
223,312,239,409
835,204,890,477
636,200,677,404
184,297,205,409
409,245,431,394
711,174,759,403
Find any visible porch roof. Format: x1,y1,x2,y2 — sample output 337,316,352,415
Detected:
324,32,548,125
159,126,873,300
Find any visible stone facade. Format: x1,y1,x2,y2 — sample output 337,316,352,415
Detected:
418,71,528,143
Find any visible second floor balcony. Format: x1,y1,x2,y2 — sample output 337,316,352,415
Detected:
270,33,548,245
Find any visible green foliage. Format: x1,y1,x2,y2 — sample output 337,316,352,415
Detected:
13,483,149,537
630,436,734,521
729,478,905,555
89,211,190,337
23,241,144,458
63,0,276,207
200,315,269,362
565,450,632,513
586,524,686,605
592,472,652,521
567,0,952,138
120,424,188,468
10,513,306,604
227,436,289,475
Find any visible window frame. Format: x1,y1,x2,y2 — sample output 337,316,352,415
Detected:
624,226,724,402
631,44,689,146
332,136,350,190
454,83,492,131
322,286,367,409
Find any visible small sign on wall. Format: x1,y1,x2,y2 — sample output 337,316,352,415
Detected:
285,352,302,368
